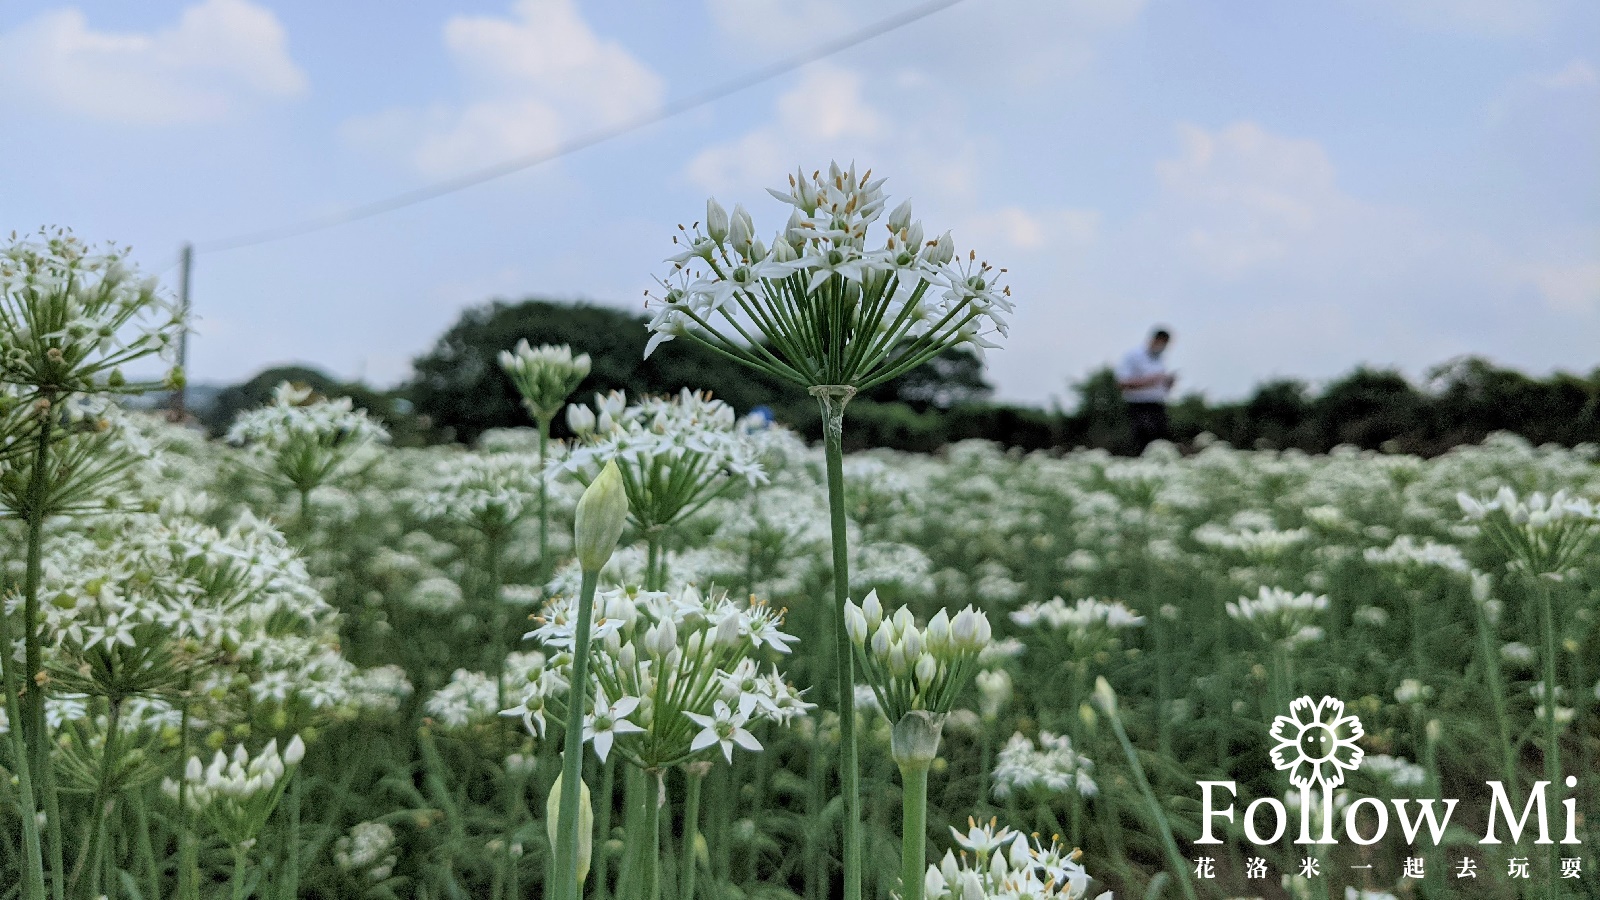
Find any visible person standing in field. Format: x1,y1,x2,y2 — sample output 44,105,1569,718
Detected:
1117,327,1176,453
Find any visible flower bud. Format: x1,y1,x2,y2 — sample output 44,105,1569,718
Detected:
925,608,950,653
729,204,754,251
1092,675,1118,714
646,619,678,657
844,602,868,645
715,611,742,648
705,198,730,243
546,771,593,884
575,462,629,572
861,590,883,630
567,404,596,435
284,735,305,766
890,710,945,768
915,652,938,689
888,199,913,233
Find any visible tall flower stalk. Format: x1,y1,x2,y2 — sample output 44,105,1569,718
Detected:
645,163,1011,899
0,229,182,900
552,462,628,900
500,340,590,579
1459,488,1599,888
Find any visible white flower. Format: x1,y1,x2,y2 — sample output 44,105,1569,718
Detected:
684,695,763,763
584,693,644,763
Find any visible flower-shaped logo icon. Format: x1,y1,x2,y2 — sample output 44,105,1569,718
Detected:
1269,696,1364,789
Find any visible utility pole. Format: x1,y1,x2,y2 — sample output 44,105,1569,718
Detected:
171,242,194,420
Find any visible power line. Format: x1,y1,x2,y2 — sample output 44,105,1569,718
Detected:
195,0,970,254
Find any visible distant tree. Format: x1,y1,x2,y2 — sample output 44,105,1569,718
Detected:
1309,367,1423,450
407,298,808,443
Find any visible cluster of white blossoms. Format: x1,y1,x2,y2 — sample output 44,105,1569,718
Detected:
924,820,1108,900
29,508,336,704
563,389,765,530
991,731,1097,800
334,821,398,881
509,584,810,767
1009,597,1144,650
844,590,992,721
1192,522,1310,558
164,737,305,848
1457,487,1600,576
1362,535,1469,573
498,340,591,421
226,382,389,494
645,162,1010,368
407,449,546,538
1226,586,1329,650
1360,754,1427,789
0,228,182,394
424,652,546,730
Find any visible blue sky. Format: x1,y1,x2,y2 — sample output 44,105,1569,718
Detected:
2,0,1595,406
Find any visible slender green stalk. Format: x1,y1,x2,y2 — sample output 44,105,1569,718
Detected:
177,688,199,900
0,554,47,900
1536,576,1561,894
282,775,302,900
818,390,862,900
641,769,663,900
898,763,930,900
231,845,250,900
594,758,616,900
554,568,600,900
70,698,124,898
20,403,66,900
680,766,704,900
538,416,552,582
1097,680,1198,900
1471,595,1518,789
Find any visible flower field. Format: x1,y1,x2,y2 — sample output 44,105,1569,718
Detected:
3,174,1599,900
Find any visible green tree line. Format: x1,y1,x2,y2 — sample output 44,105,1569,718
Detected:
197,298,1600,456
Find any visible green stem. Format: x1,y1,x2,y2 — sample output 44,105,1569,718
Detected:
177,687,199,900
282,774,302,900
1100,685,1198,900
680,767,703,900
538,417,552,584
0,552,47,900
1472,596,1519,790
898,763,929,900
70,697,124,898
642,769,662,900
1536,576,1561,894
554,568,600,900
594,758,616,900
818,390,862,900
231,845,249,900
21,404,65,900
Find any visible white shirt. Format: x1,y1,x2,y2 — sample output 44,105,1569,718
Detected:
1116,346,1170,403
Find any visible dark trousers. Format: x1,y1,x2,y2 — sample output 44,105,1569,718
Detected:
1126,401,1168,453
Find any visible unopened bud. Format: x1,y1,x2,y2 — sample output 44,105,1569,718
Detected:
546,771,594,884
574,462,629,572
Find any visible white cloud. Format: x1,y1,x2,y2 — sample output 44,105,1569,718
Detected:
0,0,306,125
1155,122,1348,275
685,64,883,194
961,207,1099,252
343,0,663,176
